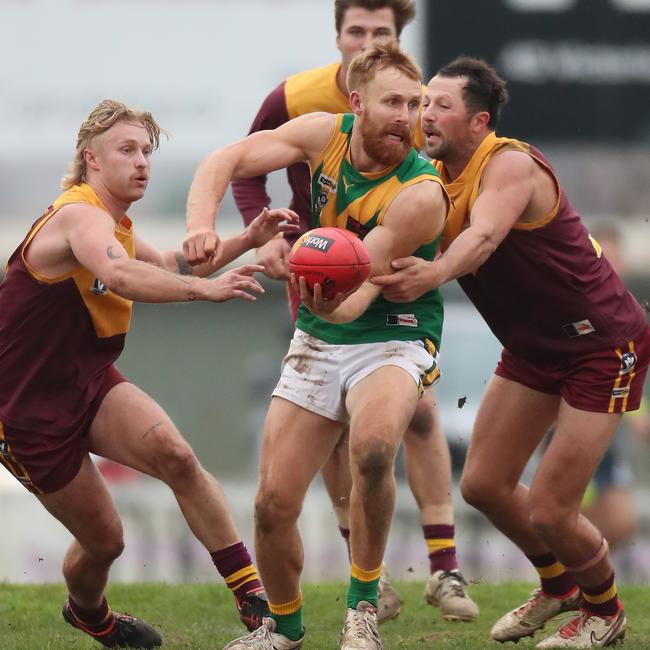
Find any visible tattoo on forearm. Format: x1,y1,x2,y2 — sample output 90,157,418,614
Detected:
106,246,122,260
175,252,193,276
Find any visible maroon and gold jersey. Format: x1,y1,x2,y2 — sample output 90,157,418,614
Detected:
435,132,648,361
232,63,425,245
0,183,134,431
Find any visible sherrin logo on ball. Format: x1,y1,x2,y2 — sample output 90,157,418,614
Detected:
289,227,371,299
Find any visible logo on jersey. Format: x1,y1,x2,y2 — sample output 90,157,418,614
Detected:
619,351,637,375
345,216,371,240
302,234,335,253
341,177,355,193
386,314,419,327
562,319,596,338
91,278,108,296
318,173,337,193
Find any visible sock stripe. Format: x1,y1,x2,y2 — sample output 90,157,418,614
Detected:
426,539,456,554
536,561,566,579
224,565,257,587
269,594,302,616
583,584,618,605
350,563,382,582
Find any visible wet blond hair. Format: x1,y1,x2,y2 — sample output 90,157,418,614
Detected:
61,99,165,190
346,36,421,92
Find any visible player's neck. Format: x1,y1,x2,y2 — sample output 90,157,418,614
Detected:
441,134,489,182
86,179,131,222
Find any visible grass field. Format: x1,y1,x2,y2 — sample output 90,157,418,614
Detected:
0,581,647,649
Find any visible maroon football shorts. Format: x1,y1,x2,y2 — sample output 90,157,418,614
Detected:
0,365,128,495
495,325,650,414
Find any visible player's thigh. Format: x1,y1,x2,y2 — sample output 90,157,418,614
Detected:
531,400,621,510
346,365,421,452
37,455,122,552
88,381,188,477
259,396,344,505
463,374,560,490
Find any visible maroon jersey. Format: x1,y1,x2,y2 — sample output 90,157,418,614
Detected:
0,184,134,431
436,133,648,361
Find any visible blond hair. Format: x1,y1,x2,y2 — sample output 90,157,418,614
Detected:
346,37,422,92
61,99,165,190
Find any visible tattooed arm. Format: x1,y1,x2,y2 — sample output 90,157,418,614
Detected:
59,203,264,304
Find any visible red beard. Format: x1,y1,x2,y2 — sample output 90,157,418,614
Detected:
359,112,413,167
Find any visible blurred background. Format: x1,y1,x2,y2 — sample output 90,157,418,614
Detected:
1,0,649,587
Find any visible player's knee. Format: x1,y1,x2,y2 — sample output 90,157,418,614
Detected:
406,399,434,439
460,473,496,511
255,489,301,534
352,438,396,485
529,492,577,542
83,528,125,564
155,438,201,486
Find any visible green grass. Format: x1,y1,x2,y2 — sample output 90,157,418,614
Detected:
0,581,647,649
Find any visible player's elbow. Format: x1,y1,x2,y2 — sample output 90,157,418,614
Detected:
102,258,133,297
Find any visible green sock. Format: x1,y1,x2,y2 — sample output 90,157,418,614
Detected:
347,576,380,609
272,608,304,641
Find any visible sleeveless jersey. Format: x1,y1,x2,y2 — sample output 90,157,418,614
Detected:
435,132,648,361
232,63,424,246
0,183,135,430
296,113,445,348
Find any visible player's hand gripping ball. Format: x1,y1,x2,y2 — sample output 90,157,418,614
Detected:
289,227,371,299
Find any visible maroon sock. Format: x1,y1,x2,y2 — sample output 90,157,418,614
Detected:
578,573,620,617
526,552,577,597
339,526,351,562
211,541,263,603
423,524,459,573
67,596,112,633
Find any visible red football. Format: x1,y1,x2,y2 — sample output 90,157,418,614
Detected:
289,227,371,299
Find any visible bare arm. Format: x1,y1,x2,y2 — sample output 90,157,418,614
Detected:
184,112,336,266
297,180,446,323
138,207,299,279
373,151,536,301
63,204,264,303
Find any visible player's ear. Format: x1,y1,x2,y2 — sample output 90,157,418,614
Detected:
83,148,100,172
349,90,362,115
472,111,490,131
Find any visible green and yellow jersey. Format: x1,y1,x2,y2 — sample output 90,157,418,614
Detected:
296,113,445,349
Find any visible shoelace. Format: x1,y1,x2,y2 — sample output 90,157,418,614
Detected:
437,571,469,600
241,620,275,645
348,609,381,643
558,611,590,639
514,588,543,616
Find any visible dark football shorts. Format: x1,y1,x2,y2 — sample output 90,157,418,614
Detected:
495,325,650,414
0,365,128,495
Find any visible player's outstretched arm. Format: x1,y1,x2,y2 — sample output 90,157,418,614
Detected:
64,203,265,303
184,112,336,267
373,151,535,302
299,181,445,323
150,207,300,278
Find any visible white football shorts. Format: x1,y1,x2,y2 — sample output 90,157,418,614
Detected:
272,329,438,423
